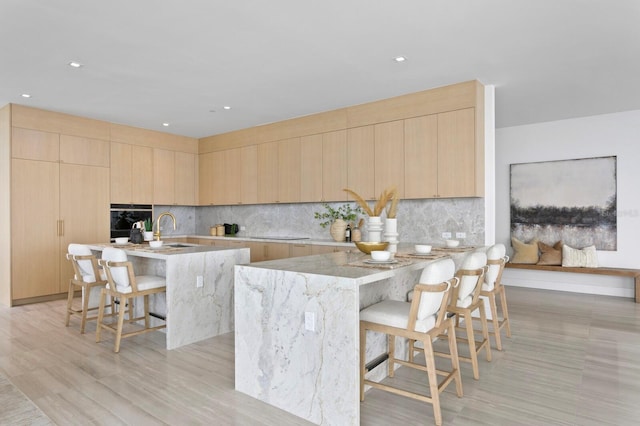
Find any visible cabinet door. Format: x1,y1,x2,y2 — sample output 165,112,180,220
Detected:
223,148,242,205
11,159,60,300
153,149,175,205
110,142,132,203
289,243,312,258
60,135,110,167
12,127,59,162
300,134,323,202
59,164,110,293
264,242,290,261
257,142,279,203
199,152,215,205
278,138,301,203
240,145,258,204
404,115,438,199
347,126,375,200
175,152,197,205
437,108,477,197
322,130,348,201
374,121,405,198
131,145,154,204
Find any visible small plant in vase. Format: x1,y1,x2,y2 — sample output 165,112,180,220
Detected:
143,218,154,241
314,203,362,242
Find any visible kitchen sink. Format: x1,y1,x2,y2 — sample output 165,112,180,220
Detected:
165,243,195,248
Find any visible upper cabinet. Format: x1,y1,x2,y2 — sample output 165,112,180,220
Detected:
374,121,405,198
321,130,348,202
153,149,197,205
347,126,375,200
111,142,153,204
404,115,438,198
300,134,323,202
257,138,300,204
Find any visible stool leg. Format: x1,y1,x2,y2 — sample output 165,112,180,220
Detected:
65,280,74,327
488,291,502,350
447,321,463,397
80,285,91,334
114,295,127,353
478,303,492,362
96,289,107,343
423,338,442,426
499,286,511,337
144,294,150,329
463,310,480,380
388,334,396,378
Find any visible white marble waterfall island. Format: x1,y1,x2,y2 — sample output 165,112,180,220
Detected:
88,243,249,350
234,250,440,425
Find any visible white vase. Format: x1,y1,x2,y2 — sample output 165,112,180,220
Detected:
143,231,154,241
384,218,399,253
367,216,383,242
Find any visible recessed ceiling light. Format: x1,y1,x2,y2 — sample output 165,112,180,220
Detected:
223,106,231,110
394,56,407,62
68,61,83,68
21,93,31,98
162,122,170,127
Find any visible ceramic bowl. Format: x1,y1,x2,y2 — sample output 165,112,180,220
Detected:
114,237,129,245
414,244,432,254
354,241,389,254
149,240,163,249
370,250,392,261
445,239,460,248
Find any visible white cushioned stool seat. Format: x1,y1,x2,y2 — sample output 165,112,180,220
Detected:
360,300,436,333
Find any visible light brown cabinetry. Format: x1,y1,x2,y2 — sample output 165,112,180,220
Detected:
436,108,478,197
257,139,301,204
110,142,153,204
374,120,405,198
321,130,348,201
200,145,257,206
300,134,323,202
11,148,110,302
347,126,375,200
404,115,438,198
154,149,197,205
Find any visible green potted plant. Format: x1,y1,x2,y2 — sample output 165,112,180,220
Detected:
143,218,154,241
314,203,362,242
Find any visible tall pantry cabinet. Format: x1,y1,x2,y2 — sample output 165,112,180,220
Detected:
9,106,110,304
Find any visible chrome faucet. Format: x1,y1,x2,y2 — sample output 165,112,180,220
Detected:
154,212,177,241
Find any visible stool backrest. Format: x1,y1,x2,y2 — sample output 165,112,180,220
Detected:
67,243,99,283
455,252,487,306
417,258,455,321
101,247,132,292
485,243,507,290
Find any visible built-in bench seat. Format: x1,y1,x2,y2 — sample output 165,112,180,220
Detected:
504,263,640,303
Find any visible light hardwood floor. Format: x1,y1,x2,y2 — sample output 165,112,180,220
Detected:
1,286,640,425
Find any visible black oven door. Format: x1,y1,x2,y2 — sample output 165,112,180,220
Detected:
110,204,153,239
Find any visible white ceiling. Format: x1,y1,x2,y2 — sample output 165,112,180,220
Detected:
1,0,639,139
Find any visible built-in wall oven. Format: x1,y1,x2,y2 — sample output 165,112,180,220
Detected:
110,204,153,240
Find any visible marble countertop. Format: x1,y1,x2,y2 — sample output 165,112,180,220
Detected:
238,250,444,286
87,242,238,260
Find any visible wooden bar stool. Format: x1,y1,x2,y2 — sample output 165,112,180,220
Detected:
437,251,492,380
65,244,113,333
96,247,166,353
480,244,511,350
360,258,463,426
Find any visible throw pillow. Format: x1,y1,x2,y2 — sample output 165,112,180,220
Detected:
510,237,539,264
537,240,563,265
562,244,598,268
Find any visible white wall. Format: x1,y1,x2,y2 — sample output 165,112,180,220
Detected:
496,110,640,298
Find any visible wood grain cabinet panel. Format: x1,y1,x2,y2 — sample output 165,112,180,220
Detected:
278,138,301,203
153,148,175,205
240,145,258,205
374,121,405,198
60,135,110,167
322,130,348,201
404,115,438,198
257,142,279,203
111,143,154,204
437,108,477,197
347,126,375,200
59,163,110,292
175,151,197,205
11,159,60,300
11,127,59,162
300,134,323,202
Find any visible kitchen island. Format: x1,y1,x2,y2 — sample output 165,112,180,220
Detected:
234,249,460,425
88,242,249,350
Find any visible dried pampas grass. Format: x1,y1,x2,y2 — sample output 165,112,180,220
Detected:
343,186,398,217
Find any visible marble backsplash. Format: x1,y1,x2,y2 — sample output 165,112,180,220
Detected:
156,197,485,245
